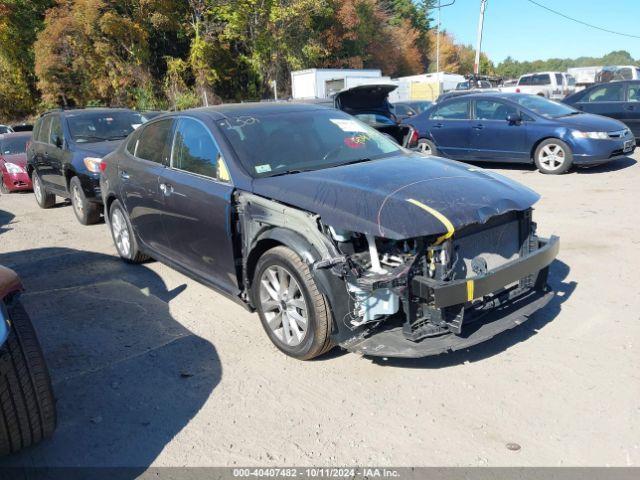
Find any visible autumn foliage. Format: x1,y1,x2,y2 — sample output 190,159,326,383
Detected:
1,0,434,118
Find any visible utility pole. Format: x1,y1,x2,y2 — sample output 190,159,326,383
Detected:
434,1,456,74
436,1,440,73
474,0,488,76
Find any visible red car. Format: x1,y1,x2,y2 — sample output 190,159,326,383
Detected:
0,131,32,193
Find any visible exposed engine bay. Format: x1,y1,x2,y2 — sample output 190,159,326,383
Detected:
237,185,559,358
320,209,537,341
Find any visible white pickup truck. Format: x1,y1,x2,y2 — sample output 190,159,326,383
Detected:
500,72,576,100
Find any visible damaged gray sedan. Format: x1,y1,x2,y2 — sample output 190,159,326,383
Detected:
100,103,559,359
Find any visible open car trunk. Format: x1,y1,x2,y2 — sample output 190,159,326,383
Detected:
334,84,415,147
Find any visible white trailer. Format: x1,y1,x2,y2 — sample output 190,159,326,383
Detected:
389,72,465,102
567,66,603,88
290,69,383,99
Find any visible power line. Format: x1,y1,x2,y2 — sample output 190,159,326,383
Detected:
526,0,640,40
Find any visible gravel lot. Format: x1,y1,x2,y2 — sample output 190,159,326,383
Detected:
0,153,638,468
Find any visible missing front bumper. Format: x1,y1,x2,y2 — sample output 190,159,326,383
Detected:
340,236,559,358
342,288,554,358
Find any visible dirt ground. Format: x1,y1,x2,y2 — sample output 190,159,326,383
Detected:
0,153,638,468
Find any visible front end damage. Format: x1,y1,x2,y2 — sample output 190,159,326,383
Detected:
237,192,559,359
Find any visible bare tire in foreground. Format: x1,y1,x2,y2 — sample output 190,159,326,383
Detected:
70,177,101,225
108,200,149,263
0,300,56,456
534,138,573,174
32,171,55,209
253,246,333,360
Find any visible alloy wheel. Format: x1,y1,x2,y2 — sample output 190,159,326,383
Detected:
539,144,565,171
111,208,131,257
72,184,84,217
259,265,308,347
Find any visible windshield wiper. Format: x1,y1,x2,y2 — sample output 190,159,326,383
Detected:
341,157,372,166
266,169,312,178
558,111,583,117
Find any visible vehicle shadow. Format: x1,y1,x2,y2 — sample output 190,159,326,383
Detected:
0,247,221,472
574,156,637,174
371,259,576,368
469,156,637,174
0,208,15,236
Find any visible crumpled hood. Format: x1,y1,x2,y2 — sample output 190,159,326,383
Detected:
558,113,627,132
251,154,540,240
74,140,123,158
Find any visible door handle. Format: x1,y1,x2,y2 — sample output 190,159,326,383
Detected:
44,152,49,159
625,105,634,111
473,124,484,130
119,170,130,180
159,183,173,196
433,123,444,128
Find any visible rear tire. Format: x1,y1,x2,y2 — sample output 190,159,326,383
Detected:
252,246,333,360
108,200,149,263
32,171,55,209
70,177,100,225
534,138,573,174
0,300,57,456
417,138,438,156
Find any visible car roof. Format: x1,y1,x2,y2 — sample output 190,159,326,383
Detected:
0,131,32,140
39,108,137,118
175,102,332,119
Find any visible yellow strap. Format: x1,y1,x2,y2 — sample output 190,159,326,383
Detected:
406,198,455,245
466,280,475,302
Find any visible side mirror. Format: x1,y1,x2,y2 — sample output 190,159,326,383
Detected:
407,111,415,116
54,136,63,148
506,114,522,124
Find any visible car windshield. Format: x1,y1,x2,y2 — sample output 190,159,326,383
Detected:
0,126,12,134
67,111,144,143
217,109,402,178
514,95,578,118
1,136,29,155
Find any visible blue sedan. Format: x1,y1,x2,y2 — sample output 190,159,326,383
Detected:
405,92,636,174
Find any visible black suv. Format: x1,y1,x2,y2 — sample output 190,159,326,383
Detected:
27,108,145,224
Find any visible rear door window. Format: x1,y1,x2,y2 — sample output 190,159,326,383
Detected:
586,84,625,102
135,119,174,164
554,73,563,85
533,74,551,86
430,99,470,120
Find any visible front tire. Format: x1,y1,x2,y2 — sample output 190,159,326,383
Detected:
0,175,9,194
0,300,57,455
32,171,55,208
534,139,573,174
252,246,333,360
70,177,100,225
108,200,149,263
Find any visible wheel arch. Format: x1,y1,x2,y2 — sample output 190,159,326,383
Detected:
530,136,563,162
246,227,321,296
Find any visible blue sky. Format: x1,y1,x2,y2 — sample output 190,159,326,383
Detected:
436,0,640,63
